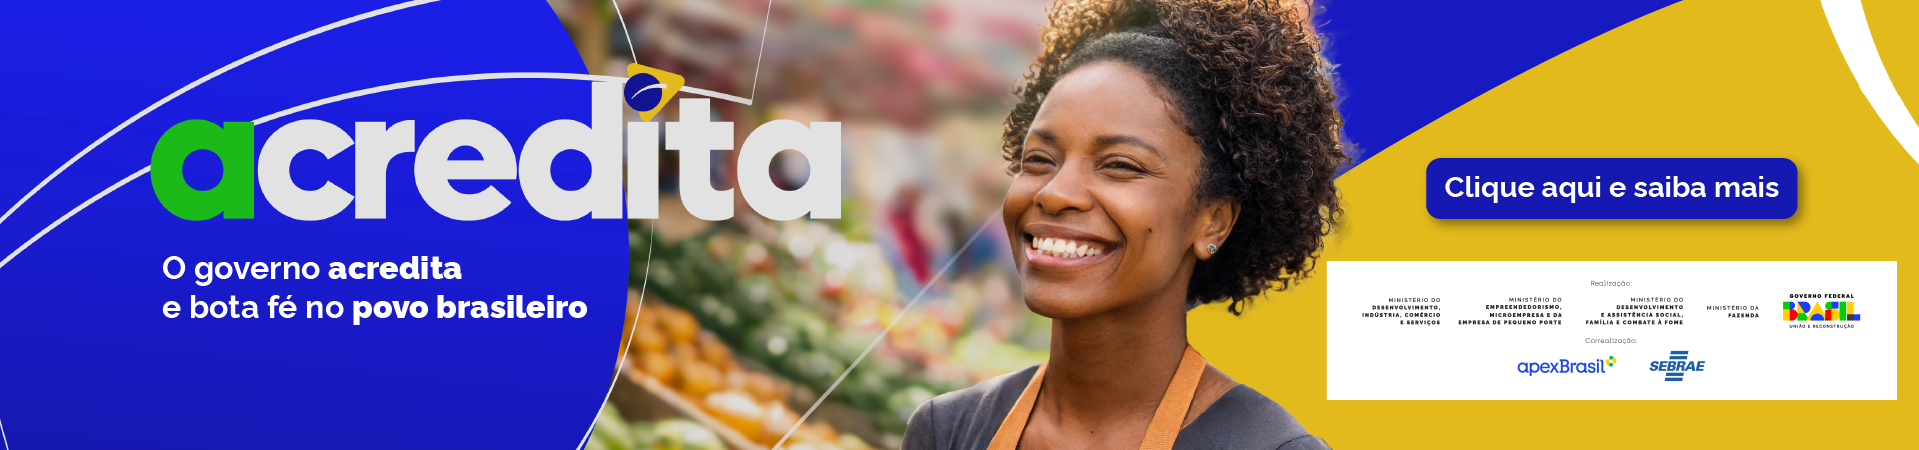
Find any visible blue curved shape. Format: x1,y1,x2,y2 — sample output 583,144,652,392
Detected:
0,1,618,449
1319,0,1682,175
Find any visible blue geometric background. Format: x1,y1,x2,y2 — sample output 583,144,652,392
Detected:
0,1,621,448
1320,0,1681,174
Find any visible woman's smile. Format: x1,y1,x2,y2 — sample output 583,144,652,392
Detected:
1001,61,1209,319
907,2,1345,448
1020,223,1119,269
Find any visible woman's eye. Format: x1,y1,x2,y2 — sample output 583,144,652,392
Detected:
1100,160,1143,173
1021,154,1055,171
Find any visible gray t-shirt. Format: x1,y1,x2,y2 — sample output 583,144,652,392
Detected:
903,365,1331,450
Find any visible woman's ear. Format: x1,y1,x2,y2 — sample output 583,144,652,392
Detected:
1194,199,1240,261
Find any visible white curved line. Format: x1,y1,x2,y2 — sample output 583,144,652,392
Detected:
605,0,769,105
0,73,613,271
1,72,746,273
254,73,748,124
0,167,150,270
607,0,639,63
629,83,665,99
770,211,1003,450
750,0,774,101
1822,0,1919,164
681,86,752,106
0,0,442,228
0,0,753,444
576,224,655,450
252,72,623,123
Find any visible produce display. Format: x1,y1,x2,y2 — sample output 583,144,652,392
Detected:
587,400,746,450
622,291,858,449
624,217,1047,447
560,1,1054,442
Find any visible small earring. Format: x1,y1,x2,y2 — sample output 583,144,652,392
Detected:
1205,243,1218,254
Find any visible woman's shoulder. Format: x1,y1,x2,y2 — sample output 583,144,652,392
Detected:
1176,384,1331,450
900,366,1332,450
900,365,1040,450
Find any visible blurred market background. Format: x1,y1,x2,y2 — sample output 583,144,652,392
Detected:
546,0,1052,448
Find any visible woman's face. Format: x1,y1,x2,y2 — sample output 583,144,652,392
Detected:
1005,62,1232,319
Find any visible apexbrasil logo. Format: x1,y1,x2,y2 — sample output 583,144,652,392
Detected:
1516,357,1611,376
1649,350,1704,381
150,64,839,222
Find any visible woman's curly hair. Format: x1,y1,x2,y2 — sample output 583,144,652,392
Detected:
1002,0,1346,314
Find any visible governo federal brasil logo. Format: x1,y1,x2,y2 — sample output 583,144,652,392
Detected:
151,63,837,223
1784,298,1863,321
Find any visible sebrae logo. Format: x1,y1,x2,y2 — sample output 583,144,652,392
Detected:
1784,301,1862,321
1649,350,1705,382
150,64,838,223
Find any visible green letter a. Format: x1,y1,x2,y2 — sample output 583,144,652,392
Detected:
152,120,255,220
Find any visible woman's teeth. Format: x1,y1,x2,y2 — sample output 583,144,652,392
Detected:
1030,236,1103,258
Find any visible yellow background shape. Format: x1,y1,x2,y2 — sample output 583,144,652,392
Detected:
1191,0,1917,448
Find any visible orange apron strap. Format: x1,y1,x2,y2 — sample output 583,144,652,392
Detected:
986,363,1048,450
985,345,1207,450
1136,345,1206,450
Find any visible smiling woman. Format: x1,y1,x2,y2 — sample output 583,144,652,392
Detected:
902,0,1343,449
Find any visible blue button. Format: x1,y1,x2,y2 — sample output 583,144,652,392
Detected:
1425,158,1798,219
